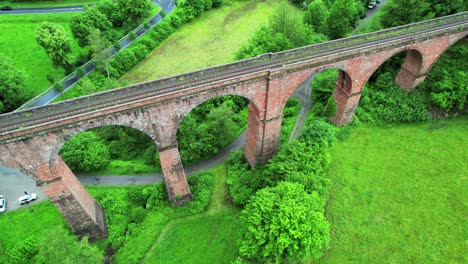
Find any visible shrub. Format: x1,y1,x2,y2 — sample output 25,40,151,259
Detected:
7,235,39,263
53,82,65,92
130,206,147,223
357,72,430,124
239,182,330,263
76,67,86,78
178,171,214,214
129,31,137,41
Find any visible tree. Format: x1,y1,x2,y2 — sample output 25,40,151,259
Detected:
71,7,112,47
380,0,433,28
324,0,357,39
88,28,112,77
239,182,330,263
303,0,329,34
117,0,151,28
35,22,74,70
0,56,26,113
59,131,111,172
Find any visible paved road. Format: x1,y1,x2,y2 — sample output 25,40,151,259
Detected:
14,0,176,110
0,166,46,212
0,6,84,15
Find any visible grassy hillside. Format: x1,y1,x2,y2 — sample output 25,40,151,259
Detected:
121,0,303,84
321,118,467,263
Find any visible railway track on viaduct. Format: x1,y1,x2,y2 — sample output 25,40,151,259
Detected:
0,12,467,139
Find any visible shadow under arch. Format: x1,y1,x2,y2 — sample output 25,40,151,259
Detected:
173,93,253,166
48,121,159,172
278,66,353,136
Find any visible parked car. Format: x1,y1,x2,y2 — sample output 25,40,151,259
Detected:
367,1,377,9
376,0,381,3
0,195,6,213
18,192,37,205
1,6,13,11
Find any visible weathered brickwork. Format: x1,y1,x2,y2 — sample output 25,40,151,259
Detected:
0,28,465,239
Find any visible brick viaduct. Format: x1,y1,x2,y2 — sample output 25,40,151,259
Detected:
0,13,466,240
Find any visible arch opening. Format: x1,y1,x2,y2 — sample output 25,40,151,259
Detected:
175,95,250,168
58,125,161,177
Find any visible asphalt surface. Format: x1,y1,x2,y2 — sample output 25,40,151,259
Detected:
0,166,46,212
0,6,84,15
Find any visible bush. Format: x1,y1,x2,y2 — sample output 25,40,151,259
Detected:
76,67,86,78
357,72,430,124
130,206,147,223
239,182,330,263
53,82,65,92
7,235,39,263
178,171,214,214
129,31,137,41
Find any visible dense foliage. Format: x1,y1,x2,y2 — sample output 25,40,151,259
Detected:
178,96,248,164
235,4,327,59
380,0,467,28
0,56,27,113
227,118,335,206
239,182,330,263
35,22,74,70
227,117,335,261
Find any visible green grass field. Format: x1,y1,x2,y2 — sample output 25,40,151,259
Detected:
142,165,241,263
321,118,467,263
0,13,84,98
122,0,303,84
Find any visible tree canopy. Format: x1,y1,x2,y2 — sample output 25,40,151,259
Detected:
35,22,73,70
239,182,330,263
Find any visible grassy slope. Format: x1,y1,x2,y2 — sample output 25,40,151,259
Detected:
143,165,241,264
322,118,468,263
0,13,84,98
121,0,303,84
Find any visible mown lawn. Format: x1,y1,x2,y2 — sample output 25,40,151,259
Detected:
121,0,303,84
0,13,84,98
321,118,467,263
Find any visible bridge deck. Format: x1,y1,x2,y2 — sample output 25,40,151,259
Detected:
0,12,467,140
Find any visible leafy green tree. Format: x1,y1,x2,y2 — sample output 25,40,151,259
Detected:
60,131,111,172
206,102,239,147
380,0,433,28
71,7,112,47
117,0,151,28
304,0,329,34
325,0,357,39
239,182,330,263
88,28,113,77
236,5,326,59
0,56,26,113
35,22,74,70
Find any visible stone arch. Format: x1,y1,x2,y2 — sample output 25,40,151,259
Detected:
421,32,468,79
170,89,262,147
48,111,159,169
279,66,353,117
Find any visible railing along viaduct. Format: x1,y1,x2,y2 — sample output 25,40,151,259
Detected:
0,13,467,239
